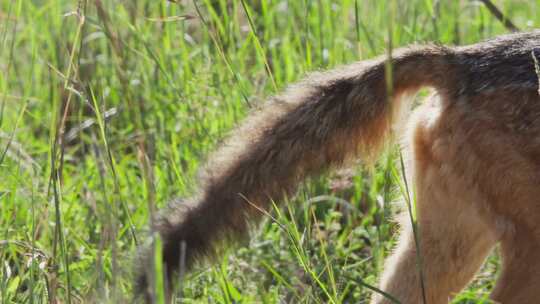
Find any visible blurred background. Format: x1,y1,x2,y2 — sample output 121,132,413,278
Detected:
0,0,536,303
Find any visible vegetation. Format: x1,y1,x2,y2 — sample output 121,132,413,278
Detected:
0,0,535,303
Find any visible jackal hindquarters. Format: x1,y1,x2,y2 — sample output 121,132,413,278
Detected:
139,31,540,304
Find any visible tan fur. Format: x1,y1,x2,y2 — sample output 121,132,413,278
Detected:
138,31,540,303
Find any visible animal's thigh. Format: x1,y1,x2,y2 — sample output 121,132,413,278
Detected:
373,101,497,304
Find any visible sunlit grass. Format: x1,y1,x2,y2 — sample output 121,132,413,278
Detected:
0,0,530,302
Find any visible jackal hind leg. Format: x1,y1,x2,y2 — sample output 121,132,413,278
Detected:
372,106,497,304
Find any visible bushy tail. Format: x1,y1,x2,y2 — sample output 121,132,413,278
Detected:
138,45,456,299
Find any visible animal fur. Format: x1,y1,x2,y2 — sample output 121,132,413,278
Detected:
138,31,540,303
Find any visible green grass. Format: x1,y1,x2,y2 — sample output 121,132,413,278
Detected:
0,0,534,303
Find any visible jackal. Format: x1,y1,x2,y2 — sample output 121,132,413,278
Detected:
139,31,540,303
